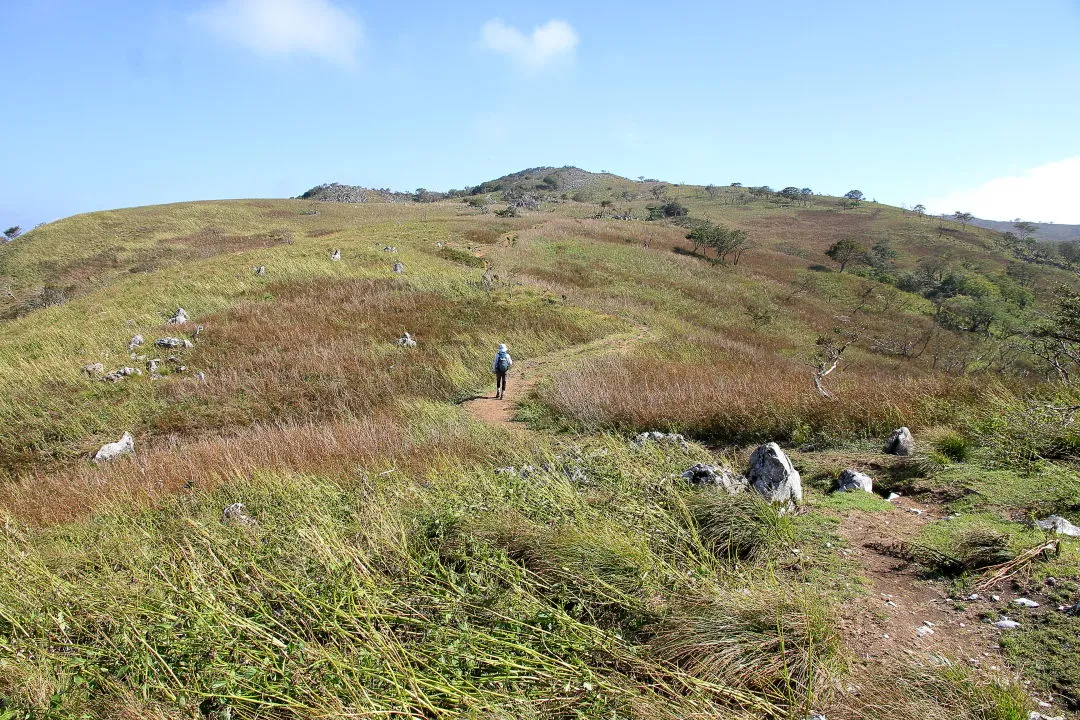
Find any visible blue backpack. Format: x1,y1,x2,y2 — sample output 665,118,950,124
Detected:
495,351,511,373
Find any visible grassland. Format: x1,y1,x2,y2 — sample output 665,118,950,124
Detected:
1,174,1078,718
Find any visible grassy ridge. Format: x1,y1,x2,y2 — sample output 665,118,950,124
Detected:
1,183,1077,717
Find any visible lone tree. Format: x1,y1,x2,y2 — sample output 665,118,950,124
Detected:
686,223,751,265
954,211,974,228
649,184,667,200
705,184,720,200
913,204,926,217
825,238,868,272
843,190,865,207
1014,221,1038,243
3,226,21,241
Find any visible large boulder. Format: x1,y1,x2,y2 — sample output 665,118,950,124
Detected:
1035,515,1080,538
884,427,915,456
681,463,748,495
836,469,873,493
747,442,803,506
93,432,135,462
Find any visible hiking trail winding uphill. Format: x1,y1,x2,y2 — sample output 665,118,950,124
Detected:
461,323,649,429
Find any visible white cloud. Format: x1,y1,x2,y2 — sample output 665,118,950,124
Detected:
925,156,1080,224
191,0,362,69
480,18,579,71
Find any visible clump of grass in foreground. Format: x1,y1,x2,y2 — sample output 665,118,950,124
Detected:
689,491,796,563
650,584,845,708
914,514,1044,576
838,661,1029,720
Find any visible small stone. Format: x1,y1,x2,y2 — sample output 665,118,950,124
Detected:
196,371,207,382
383,246,397,253
330,249,341,261
222,502,255,527
166,308,189,325
128,334,144,351
254,265,267,276
994,618,1021,630
155,337,188,349
886,492,901,501
884,426,915,456
966,594,981,601
82,362,105,377
905,507,925,515
916,626,934,637
991,595,1001,602
680,463,748,494
395,332,417,348
1014,598,1040,608
392,261,405,274
835,469,873,493
93,431,135,462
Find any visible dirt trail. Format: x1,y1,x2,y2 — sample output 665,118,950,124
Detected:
461,324,649,429
834,497,1005,667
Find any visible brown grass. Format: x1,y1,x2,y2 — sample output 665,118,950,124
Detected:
535,331,974,444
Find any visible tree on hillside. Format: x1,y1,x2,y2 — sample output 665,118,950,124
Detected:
780,187,801,202
954,211,974,228
3,226,21,241
800,188,814,206
843,190,864,207
1014,221,1038,243
646,200,688,220
1058,241,1080,267
868,239,898,275
686,223,751,265
913,204,926,217
825,238,868,272
649,184,667,200
705,184,720,200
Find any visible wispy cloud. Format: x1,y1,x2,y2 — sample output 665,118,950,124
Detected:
191,0,362,69
480,18,579,71
925,156,1080,224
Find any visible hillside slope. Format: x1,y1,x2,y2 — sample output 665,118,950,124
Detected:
1,174,1079,719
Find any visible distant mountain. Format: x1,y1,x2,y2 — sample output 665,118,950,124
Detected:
968,217,1080,243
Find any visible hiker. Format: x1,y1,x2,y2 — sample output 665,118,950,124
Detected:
492,343,513,400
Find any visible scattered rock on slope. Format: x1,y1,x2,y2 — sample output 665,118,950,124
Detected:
681,463,749,494
836,469,873,493
156,337,193,349
330,249,341,261
128,334,144,351
93,432,135,462
393,261,404,273
167,308,189,325
82,362,105,377
396,332,417,348
633,431,689,451
884,426,915,456
254,265,267,276
222,503,256,527
747,442,803,506
1035,515,1080,538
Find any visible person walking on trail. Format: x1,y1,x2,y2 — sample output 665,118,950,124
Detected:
493,343,513,400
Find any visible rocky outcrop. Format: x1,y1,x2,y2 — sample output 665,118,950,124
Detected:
681,463,748,494
836,469,873,493
884,427,914,456
748,442,803,506
93,432,135,462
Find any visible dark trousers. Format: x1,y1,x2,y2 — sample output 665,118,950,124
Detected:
495,372,507,395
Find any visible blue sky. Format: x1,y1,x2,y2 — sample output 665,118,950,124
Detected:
2,0,1079,229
